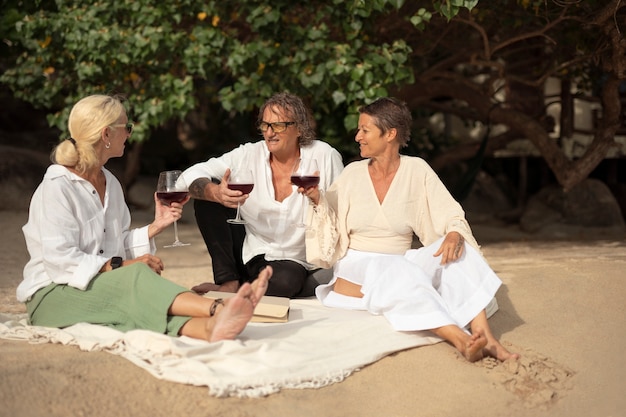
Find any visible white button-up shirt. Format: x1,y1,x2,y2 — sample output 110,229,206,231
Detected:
181,140,344,268
17,165,155,302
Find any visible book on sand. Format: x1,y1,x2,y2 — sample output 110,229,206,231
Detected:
205,291,290,323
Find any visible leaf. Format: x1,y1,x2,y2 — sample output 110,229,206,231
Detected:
332,90,347,105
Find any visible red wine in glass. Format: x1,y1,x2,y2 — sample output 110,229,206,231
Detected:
291,158,319,228
227,184,254,194
156,191,189,205
157,170,191,247
290,175,320,189
227,169,254,225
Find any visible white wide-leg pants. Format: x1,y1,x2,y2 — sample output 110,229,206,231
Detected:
316,237,502,331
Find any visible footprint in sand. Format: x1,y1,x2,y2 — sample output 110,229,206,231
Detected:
478,342,575,410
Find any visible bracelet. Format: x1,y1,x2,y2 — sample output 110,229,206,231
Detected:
209,298,224,317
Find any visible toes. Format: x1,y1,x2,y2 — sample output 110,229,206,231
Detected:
237,282,254,297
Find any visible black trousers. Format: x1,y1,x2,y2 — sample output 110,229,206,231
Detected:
193,199,318,298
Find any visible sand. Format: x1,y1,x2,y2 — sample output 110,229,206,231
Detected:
1,179,625,417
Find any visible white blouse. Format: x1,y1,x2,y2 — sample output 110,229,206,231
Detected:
17,165,154,302
181,140,344,268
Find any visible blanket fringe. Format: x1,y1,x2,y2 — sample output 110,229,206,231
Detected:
209,369,356,398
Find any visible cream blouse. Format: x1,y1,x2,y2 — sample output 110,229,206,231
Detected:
306,155,479,268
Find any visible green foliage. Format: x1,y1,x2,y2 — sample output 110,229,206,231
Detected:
410,8,433,30
0,0,474,154
433,0,478,21
1,0,207,142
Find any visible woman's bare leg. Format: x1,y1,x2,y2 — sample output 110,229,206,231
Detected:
469,310,520,361
169,266,272,317
168,292,212,317
208,282,256,341
175,284,256,341
172,266,272,342
430,324,487,362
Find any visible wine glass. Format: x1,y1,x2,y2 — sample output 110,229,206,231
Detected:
226,168,254,225
156,170,191,248
290,158,320,228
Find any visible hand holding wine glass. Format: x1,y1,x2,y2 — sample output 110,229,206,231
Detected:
226,168,254,225
291,158,320,228
156,170,191,248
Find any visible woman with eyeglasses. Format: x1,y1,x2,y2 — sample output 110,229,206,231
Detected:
17,94,271,342
182,92,344,298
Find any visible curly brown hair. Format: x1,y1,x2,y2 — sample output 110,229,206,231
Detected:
257,92,316,146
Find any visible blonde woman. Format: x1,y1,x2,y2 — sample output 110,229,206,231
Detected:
18,94,270,342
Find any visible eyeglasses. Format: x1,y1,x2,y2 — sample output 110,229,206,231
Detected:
258,121,295,133
110,122,134,134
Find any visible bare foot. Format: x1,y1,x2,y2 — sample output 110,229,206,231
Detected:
463,329,488,362
483,340,520,361
250,266,272,306
208,283,255,342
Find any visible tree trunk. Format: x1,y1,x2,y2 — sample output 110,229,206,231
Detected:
399,77,619,192
122,141,145,209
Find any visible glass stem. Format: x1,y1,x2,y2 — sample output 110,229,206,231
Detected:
173,220,180,243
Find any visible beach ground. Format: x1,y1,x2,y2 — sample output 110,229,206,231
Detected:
1,178,625,417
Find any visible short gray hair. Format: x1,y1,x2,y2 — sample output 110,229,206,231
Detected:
359,97,411,148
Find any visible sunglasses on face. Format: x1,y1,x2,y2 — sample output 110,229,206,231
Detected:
110,122,134,134
258,121,295,133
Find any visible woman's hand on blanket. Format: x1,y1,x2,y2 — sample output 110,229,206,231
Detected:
125,254,164,275
433,232,465,265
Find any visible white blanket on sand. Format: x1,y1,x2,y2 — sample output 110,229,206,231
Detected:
0,299,453,398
